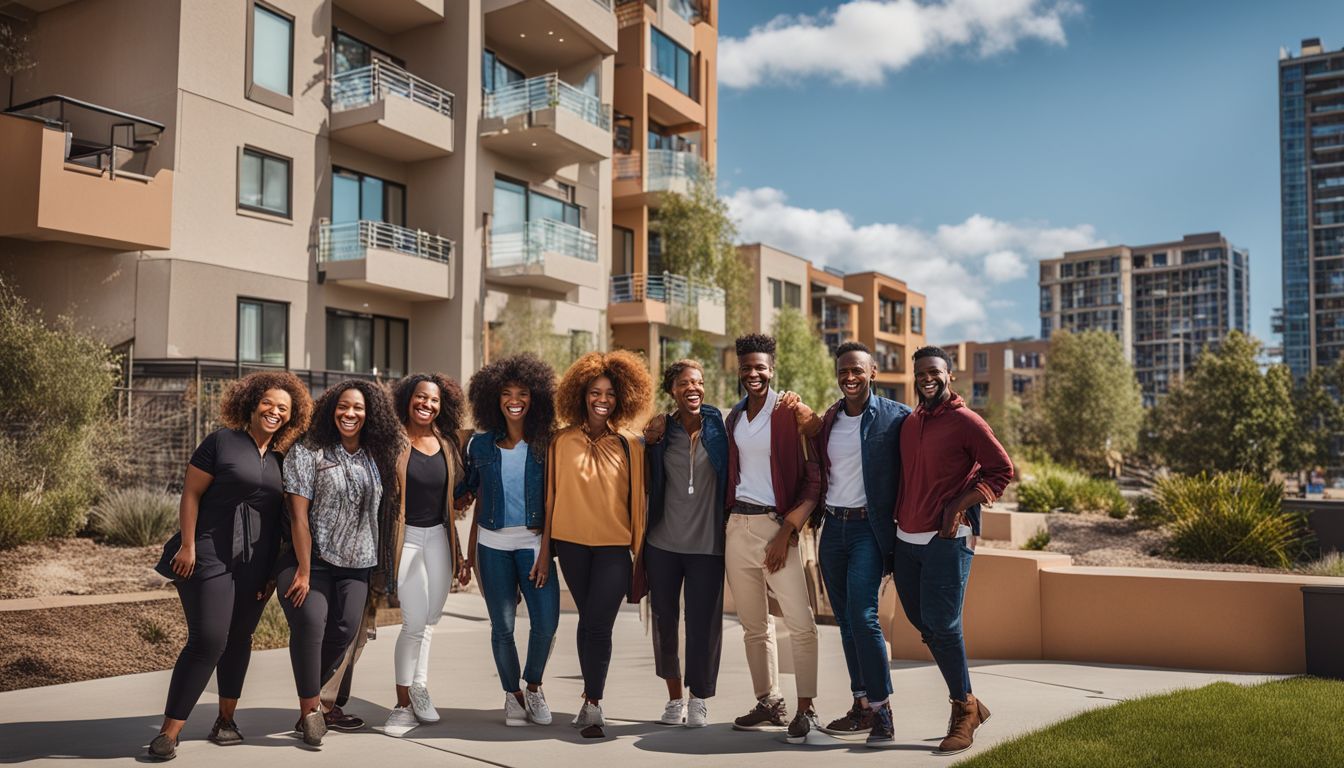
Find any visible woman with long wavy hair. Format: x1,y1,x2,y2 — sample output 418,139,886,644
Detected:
148,371,313,761
458,353,559,727
539,350,652,738
382,372,467,737
276,379,402,748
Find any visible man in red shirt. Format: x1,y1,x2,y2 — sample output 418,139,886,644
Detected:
893,346,1013,756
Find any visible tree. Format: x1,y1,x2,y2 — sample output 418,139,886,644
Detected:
771,305,837,412
1289,360,1344,472
656,170,751,340
1040,330,1143,474
1141,331,1296,477
487,294,593,374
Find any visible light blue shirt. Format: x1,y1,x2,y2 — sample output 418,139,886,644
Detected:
500,440,528,529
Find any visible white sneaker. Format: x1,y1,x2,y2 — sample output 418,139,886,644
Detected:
659,698,686,725
687,697,708,728
383,706,418,738
505,694,529,726
583,701,606,728
525,688,552,725
408,683,439,723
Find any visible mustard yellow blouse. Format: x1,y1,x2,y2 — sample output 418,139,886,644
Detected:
545,425,647,553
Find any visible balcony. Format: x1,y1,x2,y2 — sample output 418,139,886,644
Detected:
613,149,702,204
0,97,172,251
487,218,602,293
609,272,725,335
480,74,612,167
330,60,455,161
484,0,617,70
332,0,444,34
317,219,455,300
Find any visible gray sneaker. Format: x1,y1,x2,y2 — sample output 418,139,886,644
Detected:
525,688,553,725
299,709,327,747
408,683,440,723
208,716,242,745
505,693,529,726
146,733,177,761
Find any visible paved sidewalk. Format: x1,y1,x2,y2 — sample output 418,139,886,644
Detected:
0,593,1276,766
0,589,176,613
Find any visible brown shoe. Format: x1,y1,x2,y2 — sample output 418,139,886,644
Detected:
935,694,990,755
821,699,874,735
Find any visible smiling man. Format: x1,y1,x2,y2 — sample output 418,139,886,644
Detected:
894,346,1014,756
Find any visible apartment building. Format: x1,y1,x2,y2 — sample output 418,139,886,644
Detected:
608,0,721,374
1279,37,1344,379
942,338,1048,414
1040,232,1250,406
0,0,618,385
810,263,862,354
843,271,926,405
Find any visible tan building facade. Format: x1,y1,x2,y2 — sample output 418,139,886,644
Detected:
0,0,622,384
942,338,1048,414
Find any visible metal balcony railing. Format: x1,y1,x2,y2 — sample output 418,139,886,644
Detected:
647,148,703,190
609,272,725,305
613,152,641,180
484,73,612,131
5,94,165,180
331,59,454,117
318,219,454,264
490,218,598,266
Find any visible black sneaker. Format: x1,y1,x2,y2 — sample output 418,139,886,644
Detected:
820,699,873,735
324,706,365,731
731,697,788,731
147,733,177,761
786,708,822,744
865,702,896,748
208,716,243,745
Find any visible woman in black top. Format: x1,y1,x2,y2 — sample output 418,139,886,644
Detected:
148,371,313,762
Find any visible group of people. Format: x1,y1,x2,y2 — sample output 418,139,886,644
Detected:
146,333,1013,761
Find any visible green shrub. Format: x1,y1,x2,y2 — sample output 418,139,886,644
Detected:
1155,472,1308,568
1132,493,1167,527
137,617,169,645
1016,460,1125,516
252,595,290,650
89,488,178,547
1299,552,1344,577
1022,530,1051,551
1016,480,1057,513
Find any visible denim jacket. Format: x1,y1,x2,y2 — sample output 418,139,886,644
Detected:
817,394,911,562
459,430,546,531
647,404,729,540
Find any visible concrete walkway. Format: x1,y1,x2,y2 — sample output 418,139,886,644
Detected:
0,593,1276,766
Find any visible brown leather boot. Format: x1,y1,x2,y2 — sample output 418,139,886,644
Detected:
936,694,990,755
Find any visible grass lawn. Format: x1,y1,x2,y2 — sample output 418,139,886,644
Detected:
956,677,1344,768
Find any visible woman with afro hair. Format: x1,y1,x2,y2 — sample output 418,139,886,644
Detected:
149,371,313,761
276,379,402,748
457,353,560,728
538,350,653,738
381,372,468,736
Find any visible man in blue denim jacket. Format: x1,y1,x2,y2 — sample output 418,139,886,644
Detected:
812,342,910,747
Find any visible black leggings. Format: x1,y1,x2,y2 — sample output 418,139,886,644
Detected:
645,543,725,699
276,564,369,699
554,541,631,701
163,569,270,720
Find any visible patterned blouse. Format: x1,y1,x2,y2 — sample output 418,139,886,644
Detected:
283,442,382,569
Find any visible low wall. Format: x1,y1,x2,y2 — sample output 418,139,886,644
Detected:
980,509,1048,547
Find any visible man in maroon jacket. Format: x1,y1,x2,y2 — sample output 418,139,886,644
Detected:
893,346,1013,756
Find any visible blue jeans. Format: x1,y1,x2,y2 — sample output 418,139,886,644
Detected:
890,536,974,701
819,514,892,702
477,542,560,693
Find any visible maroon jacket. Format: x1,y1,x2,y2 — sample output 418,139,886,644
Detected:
725,393,821,517
895,393,1014,535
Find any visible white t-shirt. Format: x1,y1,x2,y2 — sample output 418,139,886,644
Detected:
734,388,778,508
825,410,867,508
897,524,971,544
477,525,542,554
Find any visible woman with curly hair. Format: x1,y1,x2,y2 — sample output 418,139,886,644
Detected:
539,350,652,738
148,371,313,761
276,379,402,748
381,372,468,737
457,353,559,728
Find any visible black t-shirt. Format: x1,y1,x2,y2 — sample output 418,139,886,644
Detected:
405,447,447,528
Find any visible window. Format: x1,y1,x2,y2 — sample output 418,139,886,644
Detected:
648,230,663,275
237,298,287,366
247,1,293,112
784,281,802,309
490,176,583,264
333,167,405,225
973,351,988,373
613,226,635,275
332,30,402,75
972,382,990,403
482,49,524,93
238,148,291,218
911,306,924,335
326,309,407,378
769,278,783,309
651,27,692,97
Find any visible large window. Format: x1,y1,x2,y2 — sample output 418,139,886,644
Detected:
482,49,524,92
651,27,693,97
332,30,402,75
238,298,287,366
769,279,802,310
911,305,923,335
247,1,293,111
239,147,291,218
333,168,406,225
326,309,407,378
614,226,635,274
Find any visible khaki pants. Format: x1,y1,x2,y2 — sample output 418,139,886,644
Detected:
725,512,819,700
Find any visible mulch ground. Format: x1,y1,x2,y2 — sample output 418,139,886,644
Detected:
0,537,169,599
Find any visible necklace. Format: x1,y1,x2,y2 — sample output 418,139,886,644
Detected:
687,429,701,496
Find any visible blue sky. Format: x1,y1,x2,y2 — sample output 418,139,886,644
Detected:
715,0,1344,343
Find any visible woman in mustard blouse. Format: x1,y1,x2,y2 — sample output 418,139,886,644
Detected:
537,350,652,738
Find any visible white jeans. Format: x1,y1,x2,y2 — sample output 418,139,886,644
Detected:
394,524,452,687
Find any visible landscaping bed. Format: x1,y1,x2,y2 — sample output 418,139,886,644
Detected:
0,537,168,600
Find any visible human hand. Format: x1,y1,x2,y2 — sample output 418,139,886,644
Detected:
457,556,474,587
454,491,476,512
764,527,793,573
170,542,196,579
777,391,815,426
643,413,668,445
938,501,965,539
285,569,311,607
529,554,550,587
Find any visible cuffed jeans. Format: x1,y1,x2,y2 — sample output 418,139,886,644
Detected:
818,514,891,702
724,512,818,700
645,543,724,699
394,524,452,688
890,536,974,701
477,541,560,693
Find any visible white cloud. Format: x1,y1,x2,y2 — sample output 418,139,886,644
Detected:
720,0,1081,89
725,187,1102,340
